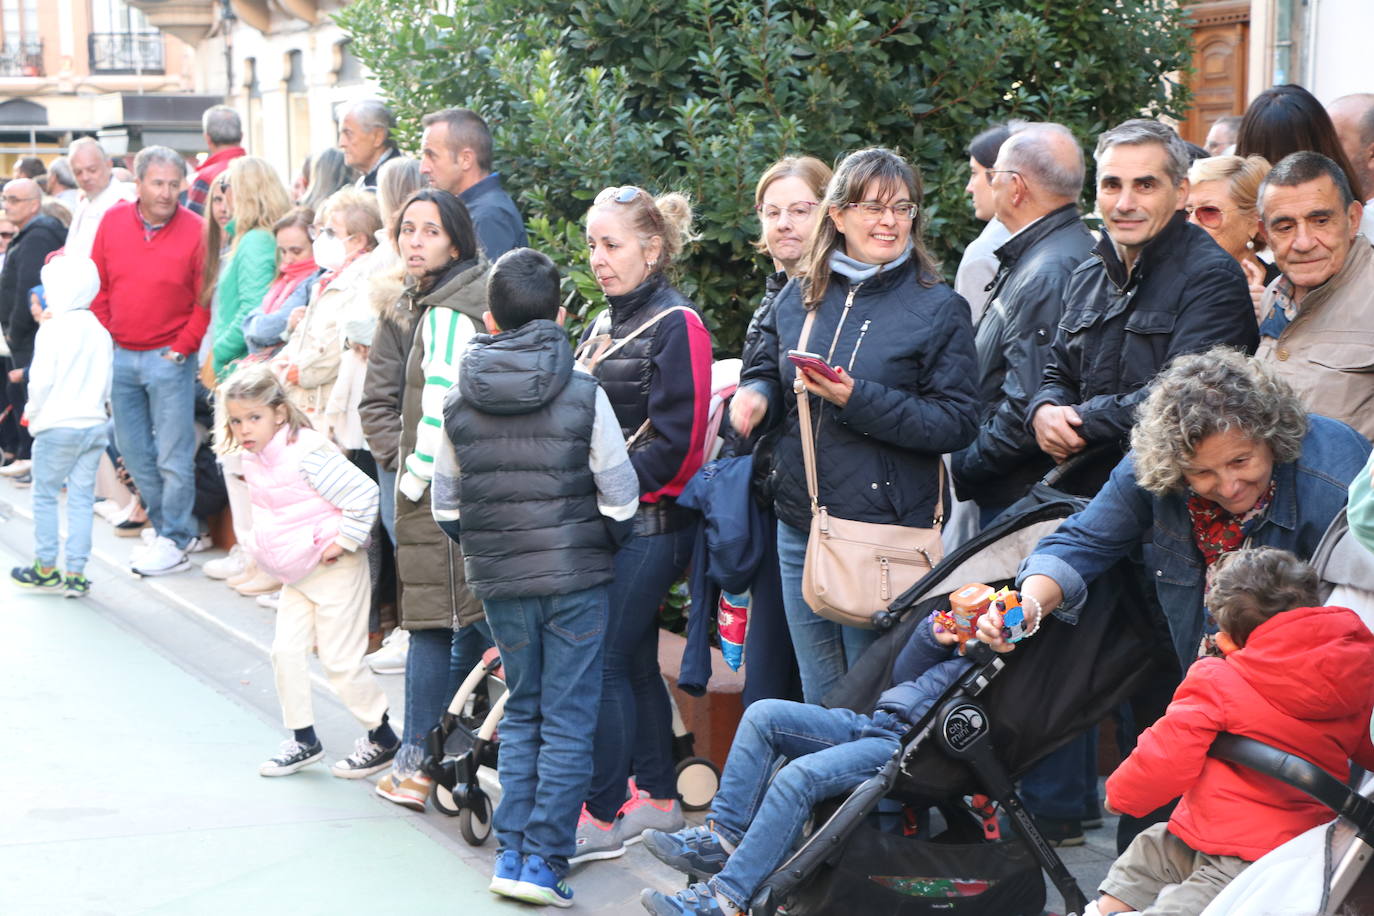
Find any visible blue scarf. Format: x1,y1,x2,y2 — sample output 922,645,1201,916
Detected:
828,241,913,283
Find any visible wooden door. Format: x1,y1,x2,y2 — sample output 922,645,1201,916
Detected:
1180,0,1250,146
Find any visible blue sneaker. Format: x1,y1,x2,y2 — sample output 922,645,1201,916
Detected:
640,882,725,915
509,853,573,908
490,849,522,898
11,562,63,592
642,826,729,880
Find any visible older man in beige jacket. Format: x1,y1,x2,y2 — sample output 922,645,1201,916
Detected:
1256,151,1374,440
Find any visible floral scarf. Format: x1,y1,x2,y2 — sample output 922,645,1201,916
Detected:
1187,478,1276,657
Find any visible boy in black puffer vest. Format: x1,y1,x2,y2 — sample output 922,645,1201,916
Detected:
431,248,638,908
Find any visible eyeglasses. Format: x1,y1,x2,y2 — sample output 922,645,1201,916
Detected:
595,186,647,206
756,201,818,223
984,169,1021,185
1,194,35,206
845,200,918,221
0,231,13,239
1184,204,1232,228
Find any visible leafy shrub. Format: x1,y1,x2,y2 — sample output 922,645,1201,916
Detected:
337,0,1191,352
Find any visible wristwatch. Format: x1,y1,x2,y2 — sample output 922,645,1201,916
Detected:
168,350,187,364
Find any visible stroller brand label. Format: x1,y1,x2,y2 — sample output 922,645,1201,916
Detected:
942,704,987,752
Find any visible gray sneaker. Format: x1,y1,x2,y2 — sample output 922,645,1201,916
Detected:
570,806,626,866
618,794,685,846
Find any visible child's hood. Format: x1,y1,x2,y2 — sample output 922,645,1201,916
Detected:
458,319,573,416
1228,605,1374,721
39,256,101,314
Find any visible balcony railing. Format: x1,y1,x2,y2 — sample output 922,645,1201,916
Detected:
88,31,164,75
0,38,42,77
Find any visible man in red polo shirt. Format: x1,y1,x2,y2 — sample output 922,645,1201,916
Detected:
90,146,207,576
186,105,244,216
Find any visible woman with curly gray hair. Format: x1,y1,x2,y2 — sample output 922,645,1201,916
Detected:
979,346,1369,671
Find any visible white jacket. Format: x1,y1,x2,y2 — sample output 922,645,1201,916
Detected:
27,256,112,434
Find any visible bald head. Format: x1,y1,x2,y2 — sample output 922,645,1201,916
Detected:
68,138,113,197
992,122,1086,231
1328,94,1374,202
2,177,42,228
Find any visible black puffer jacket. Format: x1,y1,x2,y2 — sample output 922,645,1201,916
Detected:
443,319,614,599
741,258,979,533
0,212,66,368
953,204,1093,506
1027,211,1257,450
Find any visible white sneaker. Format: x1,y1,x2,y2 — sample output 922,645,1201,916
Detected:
256,590,280,609
367,629,410,674
0,459,31,478
188,536,211,554
140,527,157,544
130,536,190,577
203,545,246,581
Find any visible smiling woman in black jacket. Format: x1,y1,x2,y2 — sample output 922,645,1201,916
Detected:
734,147,980,704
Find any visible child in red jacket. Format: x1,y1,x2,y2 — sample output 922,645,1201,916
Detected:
1091,547,1374,916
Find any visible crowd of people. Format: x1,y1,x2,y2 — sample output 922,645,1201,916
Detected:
1,81,1373,914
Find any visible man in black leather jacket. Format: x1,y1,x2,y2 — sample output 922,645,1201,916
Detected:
952,123,1094,522
1027,119,1257,471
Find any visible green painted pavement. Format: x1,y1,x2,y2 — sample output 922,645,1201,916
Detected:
0,543,521,915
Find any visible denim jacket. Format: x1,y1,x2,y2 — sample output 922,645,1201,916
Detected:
1019,414,1370,667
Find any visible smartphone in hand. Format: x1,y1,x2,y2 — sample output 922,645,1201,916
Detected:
787,350,843,383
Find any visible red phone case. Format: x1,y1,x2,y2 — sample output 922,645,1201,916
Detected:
787,351,842,383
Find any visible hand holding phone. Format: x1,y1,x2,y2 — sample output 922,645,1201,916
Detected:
787,350,843,384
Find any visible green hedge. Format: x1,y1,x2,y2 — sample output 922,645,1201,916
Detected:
337,0,1192,352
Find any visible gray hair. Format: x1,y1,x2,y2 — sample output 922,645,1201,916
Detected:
67,136,107,161
1001,122,1085,199
1259,150,1356,214
1094,118,1191,186
345,100,396,143
134,146,188,181
1208,547,1319,646
1130,347,1308,496
202,105,243,146
421,107,493,172
47,157,75,191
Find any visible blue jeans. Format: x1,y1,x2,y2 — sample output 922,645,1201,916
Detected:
776,521,880,704
401,618,494,749
485,585,608,876
32,425,109,574
377,466,397,545
706,698,902,910
110,346,197,549
1020,727,1100,822
586,524,695,821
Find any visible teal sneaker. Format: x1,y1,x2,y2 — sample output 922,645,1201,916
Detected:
11,562,63,592
509,854,573,908
63,574,91,599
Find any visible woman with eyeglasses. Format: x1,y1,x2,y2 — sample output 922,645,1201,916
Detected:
572,185,713,865
209,157,292,381
1186,155,1279,325
732,147,979,705
722,157,833,705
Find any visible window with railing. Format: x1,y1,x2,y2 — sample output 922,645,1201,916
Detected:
88,0,165,74
0,0,41,77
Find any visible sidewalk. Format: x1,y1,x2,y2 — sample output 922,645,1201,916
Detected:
0,481,1115,914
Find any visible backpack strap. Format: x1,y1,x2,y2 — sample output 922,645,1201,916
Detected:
575,305,694,373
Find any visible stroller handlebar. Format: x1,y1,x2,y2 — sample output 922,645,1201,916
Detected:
1209,734,1374,837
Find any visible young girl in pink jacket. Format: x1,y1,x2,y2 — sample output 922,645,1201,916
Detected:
218,363,399,778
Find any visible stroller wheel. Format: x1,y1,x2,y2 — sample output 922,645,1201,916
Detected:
459,789,492,846
675,756,721,811
432,782,463,817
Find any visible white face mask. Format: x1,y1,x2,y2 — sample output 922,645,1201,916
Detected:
312,233,348,271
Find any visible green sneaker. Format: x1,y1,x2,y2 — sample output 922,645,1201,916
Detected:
63,574,91,599
11,562,63,592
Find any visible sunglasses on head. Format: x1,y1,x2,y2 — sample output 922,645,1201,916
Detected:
595,185,647,206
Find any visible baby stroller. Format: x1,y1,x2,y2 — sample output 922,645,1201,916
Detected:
422,650,722,846
748,457,1178,916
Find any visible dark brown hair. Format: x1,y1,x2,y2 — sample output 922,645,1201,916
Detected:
1236,84,1365,201
1208,547,1320,647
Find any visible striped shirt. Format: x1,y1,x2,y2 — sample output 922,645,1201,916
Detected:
399,307,481,502
300,447,380,550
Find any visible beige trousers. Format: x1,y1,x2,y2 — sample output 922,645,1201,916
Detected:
271,549,388,730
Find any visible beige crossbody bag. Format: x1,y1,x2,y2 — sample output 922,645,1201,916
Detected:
794,308,944,628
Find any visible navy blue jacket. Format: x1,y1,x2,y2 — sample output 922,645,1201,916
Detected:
741,260,979,532
460,173,528,262
1020,415,1370,668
